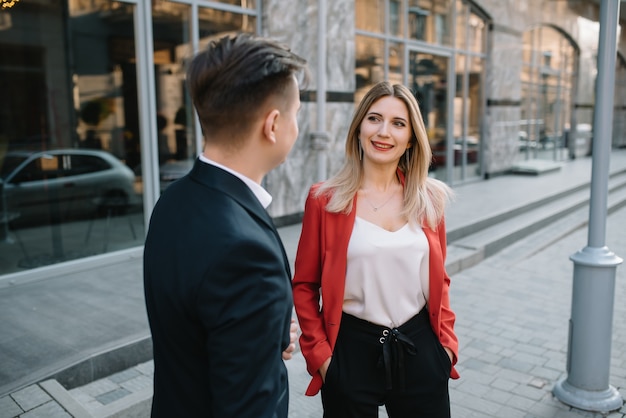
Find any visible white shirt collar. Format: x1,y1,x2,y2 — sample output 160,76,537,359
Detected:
198,154,273,209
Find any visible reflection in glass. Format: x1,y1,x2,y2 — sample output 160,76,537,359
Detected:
520,26,576,161
454,0,468,50
355,35,385,104
198,6,256,43
355,0,385,33
408,0,452,45
409,52,448,179
212,0,256,8
468,12,485,53
389,0,403,37
453,55,483,182
388,43,403,85
152,1,195,193
0,1,144,274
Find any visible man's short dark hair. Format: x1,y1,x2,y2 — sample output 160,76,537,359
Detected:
187,33,307,143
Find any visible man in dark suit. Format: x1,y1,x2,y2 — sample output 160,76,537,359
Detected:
143,33,307,417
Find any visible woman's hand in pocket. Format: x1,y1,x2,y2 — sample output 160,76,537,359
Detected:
319,357,332,383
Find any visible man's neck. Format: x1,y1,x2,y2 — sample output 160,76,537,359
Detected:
202,147,265,184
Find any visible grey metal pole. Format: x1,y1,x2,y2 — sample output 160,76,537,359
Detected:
553,0,623,413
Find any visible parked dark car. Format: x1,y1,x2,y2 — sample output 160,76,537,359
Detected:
0,149,137,227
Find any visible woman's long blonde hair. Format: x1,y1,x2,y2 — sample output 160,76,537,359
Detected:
316,81,453,229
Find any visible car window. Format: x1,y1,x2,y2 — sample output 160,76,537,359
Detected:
67,154,111,176
11,156,62,183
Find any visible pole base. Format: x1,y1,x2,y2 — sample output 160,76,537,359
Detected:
553,377,623,413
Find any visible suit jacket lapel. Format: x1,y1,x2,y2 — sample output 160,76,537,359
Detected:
188,159,292,278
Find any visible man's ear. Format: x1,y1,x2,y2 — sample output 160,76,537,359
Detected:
263,109,280,144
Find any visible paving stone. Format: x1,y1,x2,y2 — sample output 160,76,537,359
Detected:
0,396,22,418
494,405,528,418
505,393,537,410
95,388,131,405
19,401,70,418
108,368,140,384
10,385,51,412
491,377,519,392
119,374,152,392
498,357,535,373
134,361,154,376
79,379,118,398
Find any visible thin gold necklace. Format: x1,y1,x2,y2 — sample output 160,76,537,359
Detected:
363,190,395,212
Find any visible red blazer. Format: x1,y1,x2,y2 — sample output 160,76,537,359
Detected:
293,184,460,396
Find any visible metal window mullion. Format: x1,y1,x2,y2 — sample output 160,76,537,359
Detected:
256,0,262,34
384,0,390,80
461,5,470,179
195,0,257,15
134,2,160,221
446,54,455,184
191,3,203,157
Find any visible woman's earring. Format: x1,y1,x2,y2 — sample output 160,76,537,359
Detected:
359,142,363,161
405,148,410,167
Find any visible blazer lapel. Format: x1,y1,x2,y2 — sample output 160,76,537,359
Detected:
188,159,292,278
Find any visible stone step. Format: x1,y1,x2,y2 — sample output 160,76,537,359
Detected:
445,172,626,275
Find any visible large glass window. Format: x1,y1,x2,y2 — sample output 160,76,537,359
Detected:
0,0,259,276
410,52,449,173
355,0,385,34
407,0,453,45
152,1,257,193
520,26,576,161
0,1,144,274
355,35,385,103
355,0,487,183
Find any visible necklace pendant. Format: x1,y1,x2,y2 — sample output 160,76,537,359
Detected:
373,207,378,212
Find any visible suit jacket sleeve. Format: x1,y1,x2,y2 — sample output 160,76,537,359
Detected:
292,186,333,378
196,236,290,418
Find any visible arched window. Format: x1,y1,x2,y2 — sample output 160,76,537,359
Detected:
520,25,577,161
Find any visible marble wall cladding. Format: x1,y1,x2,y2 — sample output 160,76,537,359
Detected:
488,31,522,101
326,0,356,91
483,107,522,174
265,101,354,218
325,102,354,177
262,0,355,218
262,0,315,71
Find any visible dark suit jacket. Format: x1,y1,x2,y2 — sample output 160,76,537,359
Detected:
144,159,293,417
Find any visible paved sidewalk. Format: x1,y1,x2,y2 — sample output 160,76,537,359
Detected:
1,151,626,417
284,204,626,418
48,205,626,418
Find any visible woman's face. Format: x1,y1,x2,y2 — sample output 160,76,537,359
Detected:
358,96,412,168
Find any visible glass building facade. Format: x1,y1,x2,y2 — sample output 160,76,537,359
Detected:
0,0,625,278
0,0,259,275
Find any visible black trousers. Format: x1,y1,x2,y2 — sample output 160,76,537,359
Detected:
321,310,451,418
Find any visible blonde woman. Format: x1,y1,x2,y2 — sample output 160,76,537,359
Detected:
293,81,459,417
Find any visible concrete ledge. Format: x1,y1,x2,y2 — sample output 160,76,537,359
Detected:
51,335,152,390
510,159,563,175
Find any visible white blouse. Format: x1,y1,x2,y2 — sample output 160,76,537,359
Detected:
343,217,430,328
